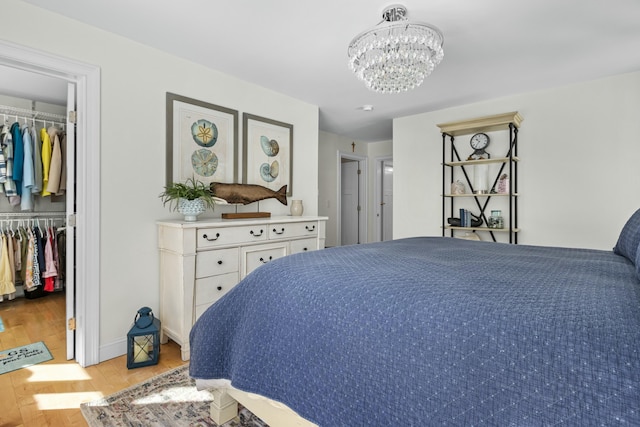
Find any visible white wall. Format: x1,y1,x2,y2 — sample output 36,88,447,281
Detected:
394,71,640,250
318,131,392,247
0,0,319,361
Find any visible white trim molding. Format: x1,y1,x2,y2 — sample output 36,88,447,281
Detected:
0,40,101,367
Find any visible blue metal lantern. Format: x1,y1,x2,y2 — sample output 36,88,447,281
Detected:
127,306,161,369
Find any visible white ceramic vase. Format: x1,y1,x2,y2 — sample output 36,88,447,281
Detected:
178,198,206,221
290,199,304,216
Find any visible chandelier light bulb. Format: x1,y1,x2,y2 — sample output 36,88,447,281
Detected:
347,5,444,94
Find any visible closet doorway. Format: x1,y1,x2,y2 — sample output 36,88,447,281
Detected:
338,152,367,246
0,41,101,367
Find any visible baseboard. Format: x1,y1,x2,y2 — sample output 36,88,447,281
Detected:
99,337,127,363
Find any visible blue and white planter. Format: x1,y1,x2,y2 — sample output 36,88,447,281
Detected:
178,198,206,222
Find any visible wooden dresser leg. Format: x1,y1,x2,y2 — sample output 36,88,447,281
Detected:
209,389,238,425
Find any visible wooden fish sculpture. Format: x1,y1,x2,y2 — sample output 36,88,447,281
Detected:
210,182,288,206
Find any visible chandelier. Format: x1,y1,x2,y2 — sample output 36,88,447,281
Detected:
347,5,444,93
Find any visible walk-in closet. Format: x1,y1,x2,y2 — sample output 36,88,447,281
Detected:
0,67,73,358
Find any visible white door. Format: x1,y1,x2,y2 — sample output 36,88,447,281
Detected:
65,82,76,360
381,159,393,241
341,160,360,245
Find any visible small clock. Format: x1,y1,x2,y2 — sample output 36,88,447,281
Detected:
469,133,490,159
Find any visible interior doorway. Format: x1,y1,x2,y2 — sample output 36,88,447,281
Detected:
375,157,393,242
0,40,101,367
338,152,367,246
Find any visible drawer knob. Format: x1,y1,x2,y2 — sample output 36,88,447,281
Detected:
273,227,285,235
259,256,273,264
217,286,223,291
303,247,308,251
250,229,264,237
217,260,223,265
305,225,316,232
203,232,220,241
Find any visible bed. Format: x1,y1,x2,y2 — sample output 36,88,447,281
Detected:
189,209,640,426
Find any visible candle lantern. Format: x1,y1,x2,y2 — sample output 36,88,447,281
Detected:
127,306,160,369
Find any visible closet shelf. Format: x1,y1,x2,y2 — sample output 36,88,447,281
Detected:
0,104,66,122
0,212,66,218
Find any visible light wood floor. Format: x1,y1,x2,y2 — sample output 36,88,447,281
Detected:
0,291,188,427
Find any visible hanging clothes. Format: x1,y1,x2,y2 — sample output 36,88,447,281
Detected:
0,107,69,301
40,128,52,197
1,125,19,204
42,226,57,292
46,126,62,195
20,125,35,211
24,226,35,291
31,124,43,194
57,132,67,196
0,126,7,186
10,122,23,196
0,232,16,301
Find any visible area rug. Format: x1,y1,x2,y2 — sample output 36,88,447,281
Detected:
81,364,268,427
0,341,53,374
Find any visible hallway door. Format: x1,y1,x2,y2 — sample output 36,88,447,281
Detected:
381,159,393,241
341,159,360,245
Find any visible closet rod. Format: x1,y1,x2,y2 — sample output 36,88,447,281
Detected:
0,212,66,218
0,104,66,122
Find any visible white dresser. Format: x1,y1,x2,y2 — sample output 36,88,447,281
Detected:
157,216,328,361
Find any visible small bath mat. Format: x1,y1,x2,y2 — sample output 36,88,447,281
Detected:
0,341,53,375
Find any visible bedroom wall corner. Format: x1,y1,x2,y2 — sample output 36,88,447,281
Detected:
393,71,640,250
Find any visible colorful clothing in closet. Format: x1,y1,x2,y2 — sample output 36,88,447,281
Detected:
0,233,16,301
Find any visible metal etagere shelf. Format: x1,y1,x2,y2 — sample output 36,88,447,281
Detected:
437,112,523,244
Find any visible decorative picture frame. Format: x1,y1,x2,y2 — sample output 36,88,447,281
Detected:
242,113,293,196
166,92,238,187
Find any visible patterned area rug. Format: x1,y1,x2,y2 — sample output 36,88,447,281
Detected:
81,365,269,427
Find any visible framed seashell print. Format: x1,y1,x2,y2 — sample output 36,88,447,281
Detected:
242,113,293,196
166,93,238,186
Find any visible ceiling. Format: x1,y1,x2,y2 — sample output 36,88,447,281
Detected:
12,0,640,142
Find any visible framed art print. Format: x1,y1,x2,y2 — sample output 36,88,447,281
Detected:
166,93,238,186
242,113,293,196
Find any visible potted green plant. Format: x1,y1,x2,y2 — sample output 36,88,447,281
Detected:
159,177,215,221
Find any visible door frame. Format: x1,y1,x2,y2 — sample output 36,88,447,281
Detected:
0,40,101,367
336,151,367,246
374,156,393,242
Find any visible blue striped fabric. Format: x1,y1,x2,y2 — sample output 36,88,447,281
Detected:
190,237,640,426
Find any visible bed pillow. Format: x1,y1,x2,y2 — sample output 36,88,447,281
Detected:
613,208,640,265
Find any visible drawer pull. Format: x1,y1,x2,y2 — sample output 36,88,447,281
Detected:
303,247,308,251
259,256,273,264
217,260,223,265
305,225,316,232
203,232,220,241
217,286,223,291
250,229,264,237
272,227,285,235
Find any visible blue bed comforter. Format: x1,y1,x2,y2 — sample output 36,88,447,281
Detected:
189,237,640,426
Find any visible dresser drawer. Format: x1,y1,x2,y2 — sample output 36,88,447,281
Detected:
197,224,267,249
242,242,288,278
194,271,240,321
290,238,318,254
195,248,239,278
268,221,319,240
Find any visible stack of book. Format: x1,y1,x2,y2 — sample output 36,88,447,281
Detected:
459,209,471,227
